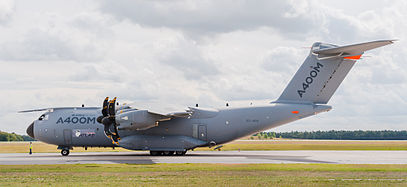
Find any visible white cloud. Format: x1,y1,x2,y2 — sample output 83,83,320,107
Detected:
0,29,105,62
98,0,319,38
262,47,304,73
157,36,220,80
0,0,14,24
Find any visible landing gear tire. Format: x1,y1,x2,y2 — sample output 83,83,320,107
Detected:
61,149,70,156
150,151,161,156
150,151,177,156
175,151,186,156
163,151,174,156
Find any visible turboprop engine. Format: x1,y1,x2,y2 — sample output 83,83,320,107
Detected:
116,110,171,130
96,97,121,144
97,97,191,144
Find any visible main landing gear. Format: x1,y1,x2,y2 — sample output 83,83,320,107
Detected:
150,151,187,156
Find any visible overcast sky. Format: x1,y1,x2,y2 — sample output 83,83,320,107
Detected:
0,0,406,134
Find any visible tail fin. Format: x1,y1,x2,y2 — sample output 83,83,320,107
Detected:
276,40,394,104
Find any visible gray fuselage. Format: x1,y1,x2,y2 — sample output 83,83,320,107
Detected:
30,103,331,151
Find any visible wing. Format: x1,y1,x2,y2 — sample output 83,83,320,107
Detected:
19,108,50,113
18,107,100,113
115,106,219,130
115,106,191,130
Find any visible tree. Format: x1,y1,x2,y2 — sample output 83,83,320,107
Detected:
0,131,32,141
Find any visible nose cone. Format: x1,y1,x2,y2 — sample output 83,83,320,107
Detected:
26,122,34,139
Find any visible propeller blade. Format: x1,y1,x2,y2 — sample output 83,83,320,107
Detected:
102,97,109,117
108,97,117,116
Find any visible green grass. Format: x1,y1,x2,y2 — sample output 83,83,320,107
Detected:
1,164,407,186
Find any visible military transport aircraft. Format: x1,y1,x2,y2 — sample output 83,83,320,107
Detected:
22,40,394,156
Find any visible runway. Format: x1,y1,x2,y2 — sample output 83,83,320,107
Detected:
1,151,406,165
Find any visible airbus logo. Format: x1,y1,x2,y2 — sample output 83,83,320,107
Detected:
74,130,81,137
73,129,96,137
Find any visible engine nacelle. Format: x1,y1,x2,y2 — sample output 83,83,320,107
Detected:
116,110,165,130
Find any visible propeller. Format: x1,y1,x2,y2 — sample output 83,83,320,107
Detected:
97,97,120,145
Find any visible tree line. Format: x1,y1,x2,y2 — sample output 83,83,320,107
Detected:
0,131,35,141
253,130,407,140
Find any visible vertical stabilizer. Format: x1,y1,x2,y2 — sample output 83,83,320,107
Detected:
276,40,394,104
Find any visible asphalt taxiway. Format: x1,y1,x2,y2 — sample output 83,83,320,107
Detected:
0,151,406,165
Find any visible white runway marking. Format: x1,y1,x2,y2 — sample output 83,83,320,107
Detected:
0,151,406,165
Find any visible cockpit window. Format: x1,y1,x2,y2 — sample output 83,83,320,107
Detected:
38,114,49,121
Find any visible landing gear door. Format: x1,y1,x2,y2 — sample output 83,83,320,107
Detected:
63,129,72,145
192,124,207,141
198,125,207,141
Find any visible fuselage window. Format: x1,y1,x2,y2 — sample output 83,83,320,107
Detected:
38,114,49,121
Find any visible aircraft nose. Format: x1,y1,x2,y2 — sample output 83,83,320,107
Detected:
26,122,34,139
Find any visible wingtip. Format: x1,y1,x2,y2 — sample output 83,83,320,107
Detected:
389,39,398,43
379,39,397,44
18,108,49,113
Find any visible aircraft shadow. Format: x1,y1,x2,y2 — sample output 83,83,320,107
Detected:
15,152,335,164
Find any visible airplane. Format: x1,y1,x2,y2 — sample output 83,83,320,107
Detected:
21,40,394,156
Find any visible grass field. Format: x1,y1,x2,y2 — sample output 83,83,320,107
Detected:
2,141,407,186
1,163,407,186
1,140,406,153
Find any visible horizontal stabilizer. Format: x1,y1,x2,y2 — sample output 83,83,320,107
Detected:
313,40,395,57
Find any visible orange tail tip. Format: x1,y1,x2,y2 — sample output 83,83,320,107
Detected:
344,54,362,60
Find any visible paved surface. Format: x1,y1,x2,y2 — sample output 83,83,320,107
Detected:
0,151,406,165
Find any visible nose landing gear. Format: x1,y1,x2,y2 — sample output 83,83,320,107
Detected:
61,149,70,156
58,146,72,156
